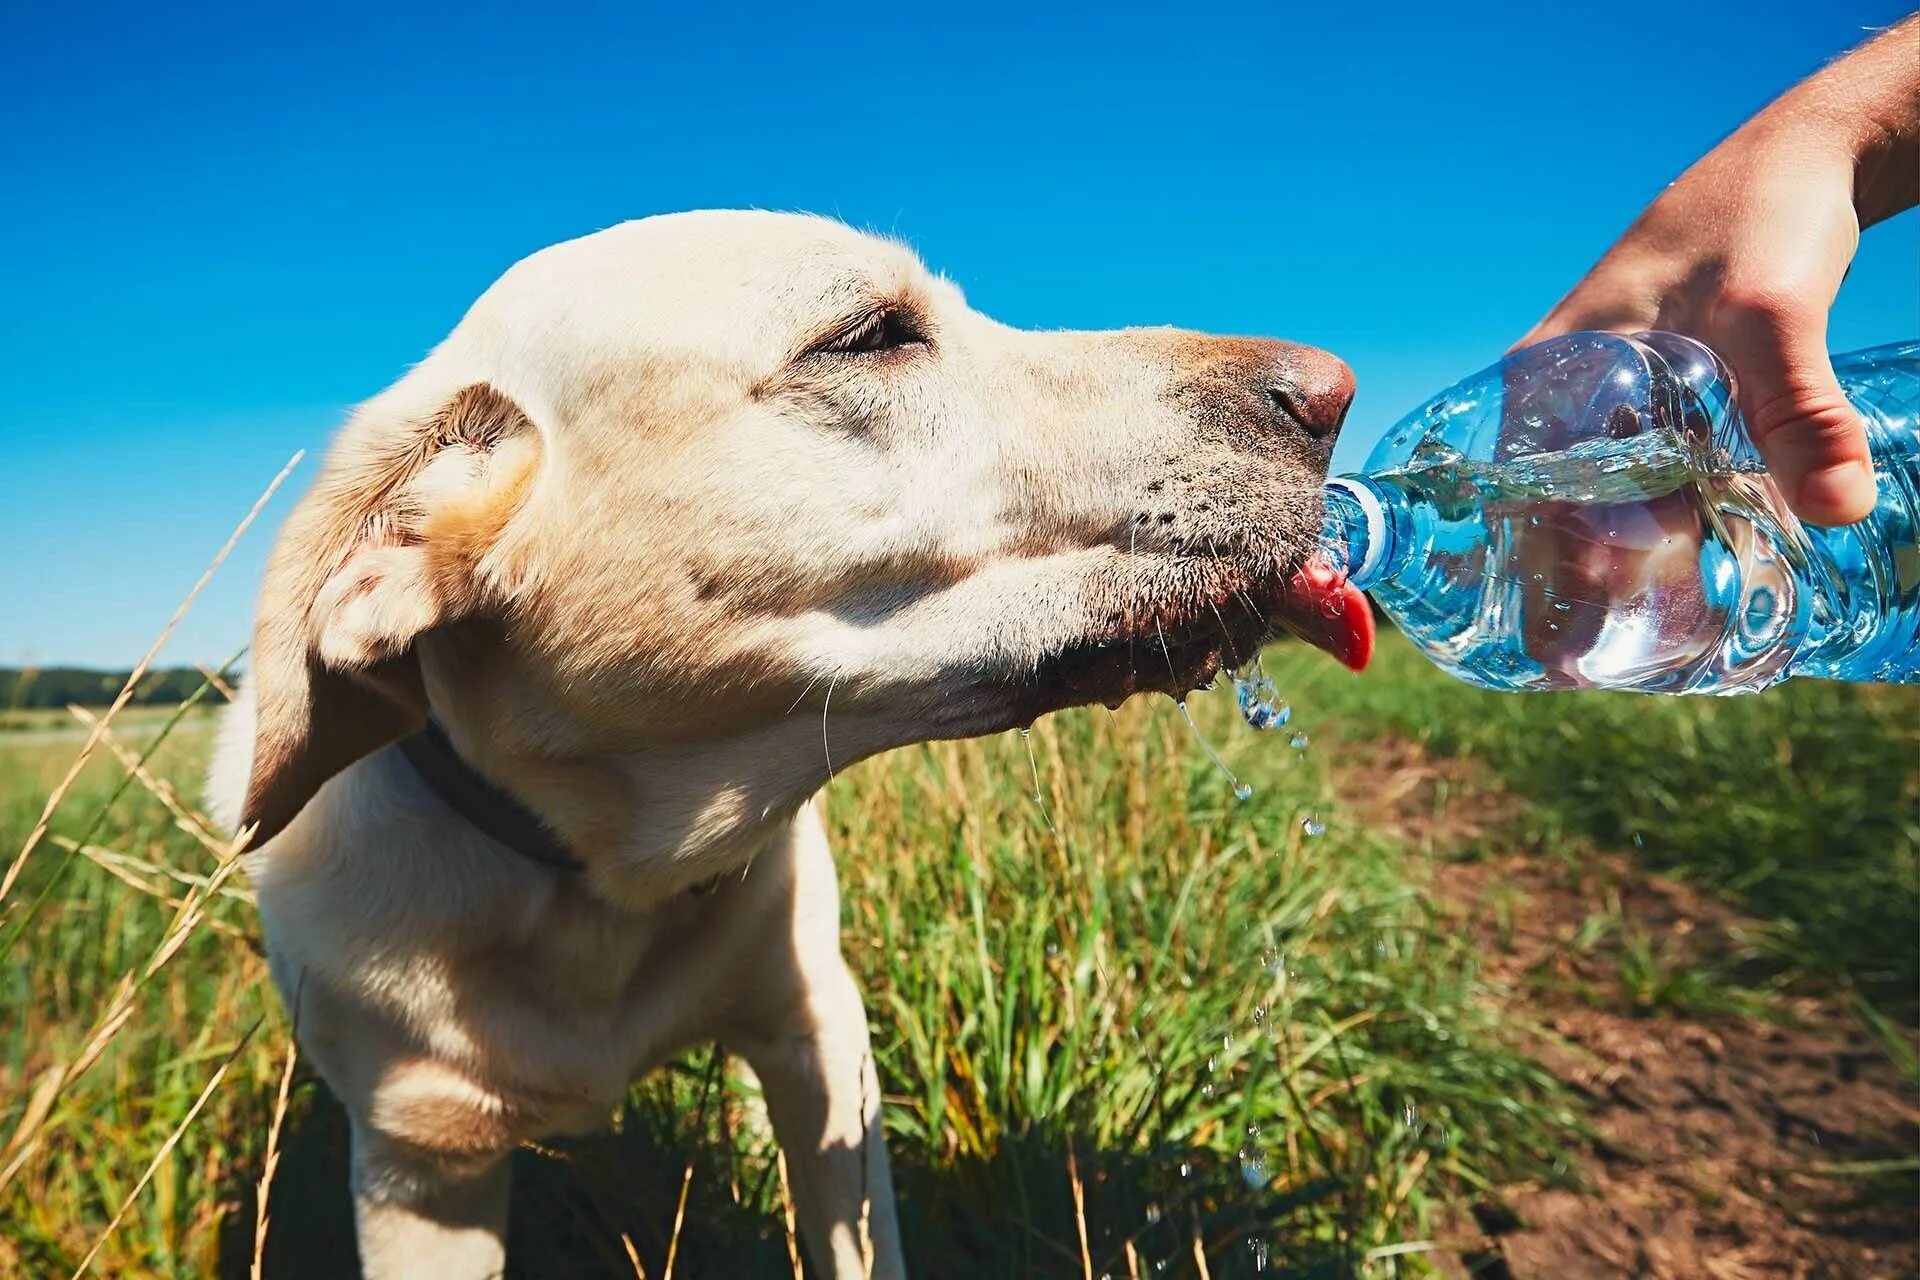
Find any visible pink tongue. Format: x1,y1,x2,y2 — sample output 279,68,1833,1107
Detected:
1280,558,1375,672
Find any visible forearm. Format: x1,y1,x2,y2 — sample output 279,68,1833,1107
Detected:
1757,13,1920,227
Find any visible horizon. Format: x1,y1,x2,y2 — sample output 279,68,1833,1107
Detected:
4,2,1916,668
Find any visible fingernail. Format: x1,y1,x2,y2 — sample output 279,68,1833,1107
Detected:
1796,459,1876,525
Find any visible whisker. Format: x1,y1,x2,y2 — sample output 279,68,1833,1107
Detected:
1204,599,1241,669
821,674,839,781
1126,518,1141,682
784,670,827,717
1152,618,1181,689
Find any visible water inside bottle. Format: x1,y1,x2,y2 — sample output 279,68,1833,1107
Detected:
1365,432,1822,693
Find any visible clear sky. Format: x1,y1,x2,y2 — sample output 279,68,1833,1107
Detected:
3,1,1915,668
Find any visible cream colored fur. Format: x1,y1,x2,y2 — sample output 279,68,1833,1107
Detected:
208,210,1351,1278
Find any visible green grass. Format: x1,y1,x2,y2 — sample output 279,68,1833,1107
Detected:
1312,630,1920,1025
0,637,1913,1277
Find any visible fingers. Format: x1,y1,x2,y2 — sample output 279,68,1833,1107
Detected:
1712,290,1877,525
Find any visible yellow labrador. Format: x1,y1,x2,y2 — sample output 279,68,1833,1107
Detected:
207,210,1363,1278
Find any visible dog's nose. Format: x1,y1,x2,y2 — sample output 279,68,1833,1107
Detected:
1259,342,1356,441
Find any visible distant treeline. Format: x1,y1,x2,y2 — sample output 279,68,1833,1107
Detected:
0,667,220,710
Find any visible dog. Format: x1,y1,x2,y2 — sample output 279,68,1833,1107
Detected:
206,210,1360,1278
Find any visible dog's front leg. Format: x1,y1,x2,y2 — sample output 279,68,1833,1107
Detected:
349,1118,513,1280
740,960,905,1279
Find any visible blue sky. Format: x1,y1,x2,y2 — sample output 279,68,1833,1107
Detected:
3,2,1915,668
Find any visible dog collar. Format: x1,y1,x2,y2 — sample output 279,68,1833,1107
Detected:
396,719,583,871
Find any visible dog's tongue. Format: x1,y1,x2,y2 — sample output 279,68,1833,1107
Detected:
1279,558,1374,672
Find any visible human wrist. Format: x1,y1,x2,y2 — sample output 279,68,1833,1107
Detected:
1851,112,1920,229
1767,17,1920,227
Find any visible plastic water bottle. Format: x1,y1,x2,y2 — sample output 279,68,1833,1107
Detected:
1320,331,1918,693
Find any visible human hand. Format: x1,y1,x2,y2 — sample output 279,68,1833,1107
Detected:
1517,16,1920,527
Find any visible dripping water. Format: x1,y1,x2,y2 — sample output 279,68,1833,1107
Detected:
1177,698,1253,801
1017,726,1056,832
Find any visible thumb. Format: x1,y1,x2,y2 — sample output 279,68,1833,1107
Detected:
1715,297,1877,525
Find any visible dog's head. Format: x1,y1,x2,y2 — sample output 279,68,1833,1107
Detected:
240,211,1359,897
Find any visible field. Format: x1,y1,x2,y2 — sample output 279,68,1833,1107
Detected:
1,635,1915,1278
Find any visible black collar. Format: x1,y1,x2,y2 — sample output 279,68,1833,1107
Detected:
396,719,582,871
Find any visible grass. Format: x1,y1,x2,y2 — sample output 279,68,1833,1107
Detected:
0,630,1912,1277
1318,630,1920,1026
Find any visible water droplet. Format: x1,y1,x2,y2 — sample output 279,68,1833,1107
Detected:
1301,815,1326,838
1236,1144,1269,1188
1250,1238,1270,1272
1251,1004,1267,1023
1231,665,1291,731
1205,1055,1217,1074
1553,600,1571,612
1233,782,1254,802
1045,941,1059,957
1631,831,1645,848
1178,1160,1192,1178
1403,1102,1419,1128
1144,1202,1162,1225
1288,732,1309,751
1222,1032,1234,1052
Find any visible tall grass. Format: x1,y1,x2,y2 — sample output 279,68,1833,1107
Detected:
0,679,1574,1277
4,627,1913,1276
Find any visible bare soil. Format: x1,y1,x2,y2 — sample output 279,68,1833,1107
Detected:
1339,740,1920,1280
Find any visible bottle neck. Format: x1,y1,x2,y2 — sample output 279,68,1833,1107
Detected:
1322,476,1393,591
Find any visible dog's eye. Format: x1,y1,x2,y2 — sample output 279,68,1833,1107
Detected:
821,309,926,356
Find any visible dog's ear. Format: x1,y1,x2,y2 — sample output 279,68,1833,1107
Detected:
239,382,541,847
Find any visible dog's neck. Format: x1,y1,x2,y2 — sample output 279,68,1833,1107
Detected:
397,718,582,871
411,643,910,909
396,716,779,909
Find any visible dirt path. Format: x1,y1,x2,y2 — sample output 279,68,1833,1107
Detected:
1340,741,1920,1280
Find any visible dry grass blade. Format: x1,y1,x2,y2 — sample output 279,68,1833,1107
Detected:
67,704,225,856
1067,1138,1093,1280
775,1147,804,1279
49,835,255,906
48,836,253,943
2,1062,66,1166
0,838,252,1191
620,1233,649,1279
661,1161,694,1280
0,1133,42,1198
251,1035,299,1280
195,663,238,703
1189,1207,1213,1280
70,1018,261,1279
0,449,301,906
